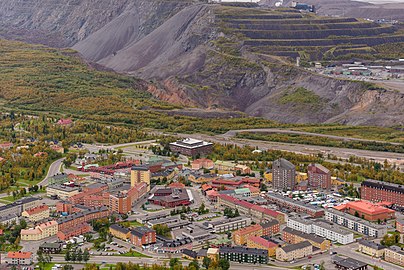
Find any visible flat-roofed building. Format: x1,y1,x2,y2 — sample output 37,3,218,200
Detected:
261,219,280,236
287,217,314,234
47,184,80,199
169,138,213,157
385,246,404,267
204,216,252,233
39,242,62,254
131,165,151,191
272,158,296,191
325,208,387,238
276,241,312,262
57,223,91,241
358,240,385,258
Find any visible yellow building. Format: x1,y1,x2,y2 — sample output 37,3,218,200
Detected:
21,221,58,241
296,172,308,183
46,184,80,200
131,166,151,191
233,224,263,245
358,240,385,258
283,227,330,251
109,224,131,240
276,241,312,262
188,174,215,184
264,171,272,182
22,205,50,223
385,246,404,266
331,177,346,186
247,236,278,256
207,248,219,262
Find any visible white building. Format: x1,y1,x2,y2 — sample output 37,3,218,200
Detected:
287,217,313,234
6,251,33,265
325,209,386,238
312,221,354,245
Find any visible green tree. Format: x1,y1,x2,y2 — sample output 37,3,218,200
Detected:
170,258,180,269
62,265,74,270
83,248,90,262
202,257,211,269
218,258,230,270
64,250,71,262
36,249,45,270
76,248,83,262
189,259,200,270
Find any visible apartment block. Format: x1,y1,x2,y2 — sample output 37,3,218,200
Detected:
361,179,404,206
260,219,280,236
358,240,385,258
130,165,151,191
276,241,312,262
6,251,32,265
312,221,354,245
272,158,296,191
109,224,131,240
283,227,330,251
325,208,387,238
247,236,278,256
219,246,268,264
287,217,313,234
385,246,404,267
233,224,263,245
307,163,331,189
205,216,252,233
21,221,58,241
21,205,50,222
130,226,156,247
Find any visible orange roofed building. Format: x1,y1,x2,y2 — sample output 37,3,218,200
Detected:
334,200,395,222
7,251,33,265
191,158,214,170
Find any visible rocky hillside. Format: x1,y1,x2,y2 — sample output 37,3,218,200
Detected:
0,0,403,126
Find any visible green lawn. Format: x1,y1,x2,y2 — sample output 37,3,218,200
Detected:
119,251,151,258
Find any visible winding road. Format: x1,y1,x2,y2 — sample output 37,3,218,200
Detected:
38,157,65,187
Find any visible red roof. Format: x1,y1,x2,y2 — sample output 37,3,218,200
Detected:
0,229,3,235
57,118,72,125
341,200,395,216
169,182,185,189
219,194,282,218
234,224,262,235
25,205,49,215
202,184,213,191
7,251,32,259
248,236,278,248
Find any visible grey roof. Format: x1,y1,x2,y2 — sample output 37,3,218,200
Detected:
197,249,208,257
110,224,130,234
163,237,192,247
358,240,385,250
325,208,386,230
283,227,327,244
260,219,279,228
39,242,62,249
131,165,150,171
273,158,295,170
361,179,404,193
310,163,330,174
219,246,267,256
57,206,108,225
334,257,368,269
131,226,154,238
389,246,404,255
280,241,312,253
266,193,323,212
47,184,80,192
313,221,352,236
207,216,249,226
182,249,197,258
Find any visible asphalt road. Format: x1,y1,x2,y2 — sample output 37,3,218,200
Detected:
38,157,65,187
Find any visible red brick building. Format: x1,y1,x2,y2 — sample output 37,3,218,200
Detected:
57,206,109,232
307,163,331,189
334,200,395,222
211,177,260,190
109,182,148,214
57,223,91,241
130,227,156,247
361,179,404,206
148,188,192,208
261,219,280,236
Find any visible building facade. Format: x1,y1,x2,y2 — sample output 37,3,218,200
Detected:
22,205,50,222
276,241,312,262
130,227,156,247
272,158,296,191
361,179,404,206
385,246,404,267
233,224,263,245
7,251,32,265
307,163,331,189
325,208,387,238
219,246,268,264
358,240,385,258
169,138,213,157
130,166,151,191
109,224,131,240
266,193,325,218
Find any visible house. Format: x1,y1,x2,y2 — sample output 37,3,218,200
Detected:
109,224,131,240
276,241,312,262
233,224,263,245
207,248,219,262
57,118,73,126
358,240,385,258
234,164,251,175
50,145,64,154
182,249,197,260
20,221,58,241
7,251,33,265
219,246,268,264
283,227,330,251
